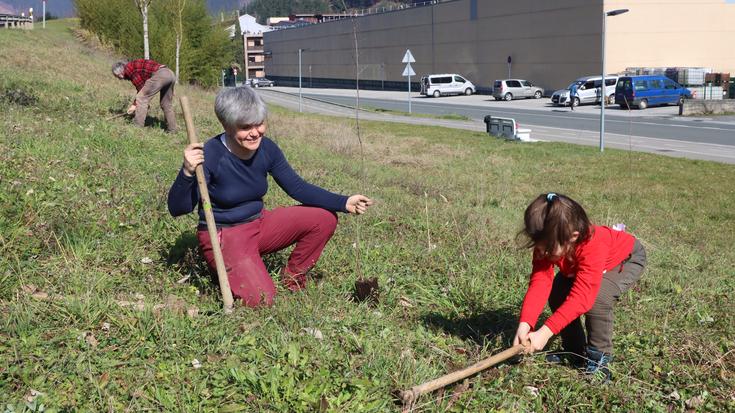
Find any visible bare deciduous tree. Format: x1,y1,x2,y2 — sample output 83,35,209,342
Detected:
134,0,153,59
174,0,187,82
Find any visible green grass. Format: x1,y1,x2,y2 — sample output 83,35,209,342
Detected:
1,20,734,412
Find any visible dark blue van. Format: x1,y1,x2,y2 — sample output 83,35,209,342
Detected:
615,75,691,109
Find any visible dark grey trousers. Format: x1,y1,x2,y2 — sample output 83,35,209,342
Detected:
549,240,646,354
134,67,177,132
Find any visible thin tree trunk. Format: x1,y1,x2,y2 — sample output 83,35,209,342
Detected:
135,0,152,59
142,2,149,59
175,35,180,81
175,0,186,83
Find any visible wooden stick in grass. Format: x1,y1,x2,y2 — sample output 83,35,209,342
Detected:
106,112,128,121
399,344,527,406
179,96,234,313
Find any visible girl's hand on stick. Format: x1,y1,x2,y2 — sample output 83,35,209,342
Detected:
526,325,554,353
513,322,532,349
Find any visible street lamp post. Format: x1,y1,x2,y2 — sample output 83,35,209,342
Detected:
298,48,303,112
298,48,310,112
600,8,628,152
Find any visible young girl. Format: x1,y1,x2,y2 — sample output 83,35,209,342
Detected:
513,193,646,381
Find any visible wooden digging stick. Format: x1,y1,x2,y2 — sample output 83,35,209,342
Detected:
179,96,234,313
106,112,128,121
399,344,527,405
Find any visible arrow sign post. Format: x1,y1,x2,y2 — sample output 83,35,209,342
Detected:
402,49,416,113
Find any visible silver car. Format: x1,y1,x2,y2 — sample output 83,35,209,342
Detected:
249,77,274,87
551,75,618,107
492,79,544,101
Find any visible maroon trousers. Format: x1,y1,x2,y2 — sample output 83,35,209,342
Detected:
197,206,338,307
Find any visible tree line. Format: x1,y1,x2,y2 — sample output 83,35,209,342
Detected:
75,0,237,87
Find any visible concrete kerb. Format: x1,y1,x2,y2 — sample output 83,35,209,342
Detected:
681,100,735,116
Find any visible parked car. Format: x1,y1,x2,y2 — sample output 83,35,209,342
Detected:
492,79,544,101
551,75,619,107
420,74,476,97
248,77,274,87
615,75,691,109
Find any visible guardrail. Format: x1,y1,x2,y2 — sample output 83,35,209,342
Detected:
483,115,534,142
0,14,34,29
271,0,447,31
347,0,445,17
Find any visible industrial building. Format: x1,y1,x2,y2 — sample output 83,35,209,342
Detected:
262,0,735,93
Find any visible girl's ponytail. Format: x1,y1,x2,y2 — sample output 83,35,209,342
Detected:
520,193,591,259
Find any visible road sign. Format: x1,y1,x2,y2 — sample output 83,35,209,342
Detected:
402,49,415,64
402,62,415,77
401,49,416,113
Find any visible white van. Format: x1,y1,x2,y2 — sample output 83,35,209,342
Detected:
420,74,476,97
551,75,619,107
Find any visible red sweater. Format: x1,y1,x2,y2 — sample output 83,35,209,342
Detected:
519,225,635,334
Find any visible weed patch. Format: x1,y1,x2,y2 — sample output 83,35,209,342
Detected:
1,83,38,107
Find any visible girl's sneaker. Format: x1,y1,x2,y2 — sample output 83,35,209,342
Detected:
585,346,613,383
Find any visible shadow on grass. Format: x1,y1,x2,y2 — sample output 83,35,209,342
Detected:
163,231,217,295
422,307,518,347
143,115,171,131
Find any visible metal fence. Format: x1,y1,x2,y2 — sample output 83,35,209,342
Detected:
271,0,447,31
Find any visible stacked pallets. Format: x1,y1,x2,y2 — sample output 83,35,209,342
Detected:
705,73,731,99
624,67,732,100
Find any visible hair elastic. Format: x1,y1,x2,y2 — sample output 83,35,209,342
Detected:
546,193,558,202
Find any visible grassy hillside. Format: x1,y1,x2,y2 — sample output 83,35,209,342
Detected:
1,20,733,412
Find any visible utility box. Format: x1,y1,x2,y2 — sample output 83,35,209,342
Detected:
483,115,534,142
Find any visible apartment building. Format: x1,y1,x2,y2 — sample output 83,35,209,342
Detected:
239,14,271,80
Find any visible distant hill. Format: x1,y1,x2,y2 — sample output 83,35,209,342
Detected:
0,0,246,18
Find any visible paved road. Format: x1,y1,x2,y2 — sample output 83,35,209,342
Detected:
296,92,735,147
257,88,735,164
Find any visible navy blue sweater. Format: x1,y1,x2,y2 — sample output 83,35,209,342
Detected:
167,135,349,226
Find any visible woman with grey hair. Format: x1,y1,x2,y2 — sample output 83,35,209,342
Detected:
112,58,177,132
167,87,372,307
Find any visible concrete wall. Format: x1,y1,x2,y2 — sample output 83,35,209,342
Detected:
681,99,735,116
605,0,735,75
264,0,735,92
